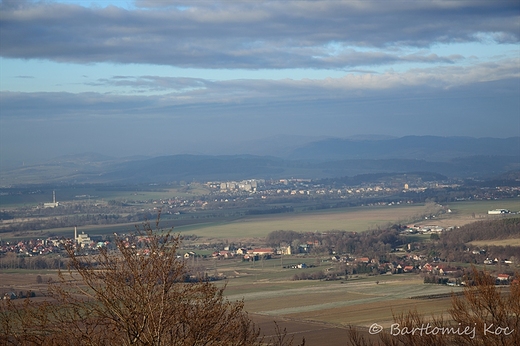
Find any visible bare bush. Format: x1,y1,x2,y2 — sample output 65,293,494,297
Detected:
1,217,304,346
348,268,520,345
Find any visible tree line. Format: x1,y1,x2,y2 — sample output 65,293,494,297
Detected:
266,226,405,258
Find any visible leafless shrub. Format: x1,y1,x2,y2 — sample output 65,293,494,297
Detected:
2,216,305,345
348,268,519,345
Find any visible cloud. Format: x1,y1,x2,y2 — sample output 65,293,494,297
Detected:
2,76,518,165
2,58,518,122
2,73,518,164
1,0,518,68
70,57,518,98
86,76,209,92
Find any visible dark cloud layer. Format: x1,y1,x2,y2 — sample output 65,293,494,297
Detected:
1,0,518,68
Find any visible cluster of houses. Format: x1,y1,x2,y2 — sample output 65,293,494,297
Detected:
214,179,264,192
328,254,426,274
206,241,324,261
1,238,63,257
208,247,281,261
204,177,438,201
328,253,516,284
404,225,449,234
0,228,115,259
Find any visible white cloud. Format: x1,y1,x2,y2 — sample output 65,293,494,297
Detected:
2,58,518,120
68,57,518,99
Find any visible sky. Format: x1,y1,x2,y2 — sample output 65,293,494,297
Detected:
0,0,519,167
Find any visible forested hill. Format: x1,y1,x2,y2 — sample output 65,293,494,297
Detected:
442,218,520,244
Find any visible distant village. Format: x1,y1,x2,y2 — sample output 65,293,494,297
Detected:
1,176,519,297
1,211,518,290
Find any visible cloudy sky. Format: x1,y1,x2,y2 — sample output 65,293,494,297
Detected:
1,0,519,166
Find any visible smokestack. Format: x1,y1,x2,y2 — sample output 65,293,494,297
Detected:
74,226,77,244
53,190,56,203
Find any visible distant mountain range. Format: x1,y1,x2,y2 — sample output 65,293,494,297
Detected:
1,136,518,185
289,136,520,161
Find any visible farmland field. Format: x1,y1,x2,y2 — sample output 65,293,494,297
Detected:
172,198,520,240
174,203,436,240
422,199,520,228
2,198,519,345
0,202,433,241
212,259,461,328
3,198,518,242
0,264,460,346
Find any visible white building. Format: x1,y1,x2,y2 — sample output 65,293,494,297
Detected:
74,227,92,247
488,209,510,215
44,190,59,208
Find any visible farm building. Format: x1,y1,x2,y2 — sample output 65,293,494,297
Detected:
488,209,510,215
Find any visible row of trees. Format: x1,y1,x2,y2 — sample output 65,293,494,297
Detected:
0,253,65,270
421,218,520,263
441,217,520,244
267,228,405,257
267,218,520,266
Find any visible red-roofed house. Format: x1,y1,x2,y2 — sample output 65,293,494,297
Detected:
422,263,434,272
497,274,510,282
251,248,274,255
403,265,414,273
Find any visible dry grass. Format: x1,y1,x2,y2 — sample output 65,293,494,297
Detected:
178,204,433,240
224,276,462,328
179,199,520,240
